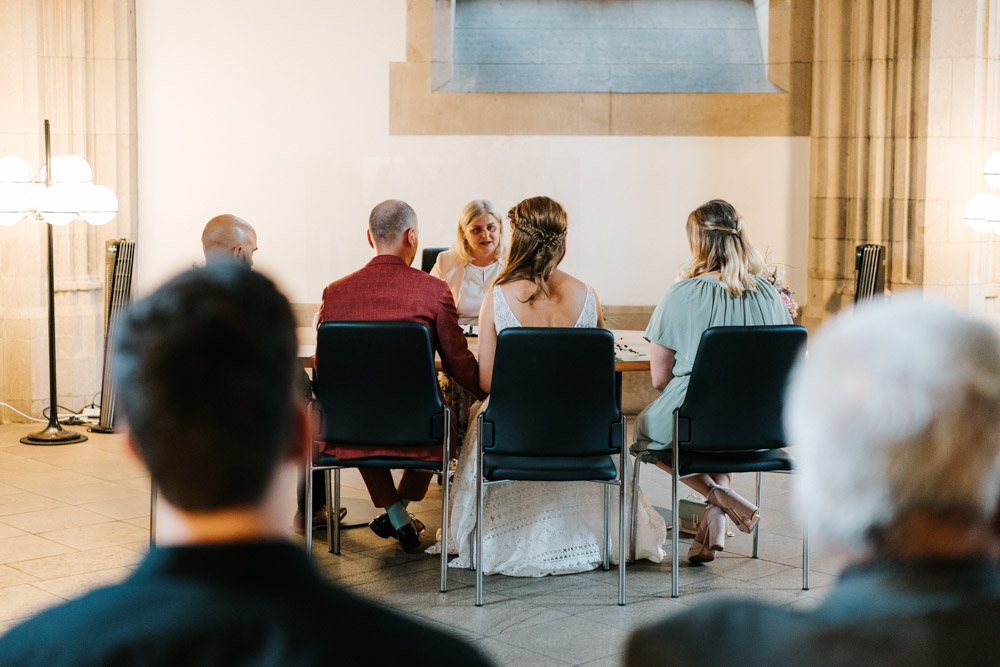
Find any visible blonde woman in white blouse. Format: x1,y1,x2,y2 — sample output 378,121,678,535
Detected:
430,199,505,326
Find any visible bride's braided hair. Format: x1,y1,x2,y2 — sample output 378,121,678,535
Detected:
495,196,568,303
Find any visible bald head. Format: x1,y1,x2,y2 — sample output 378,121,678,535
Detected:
202,215,258,267
368,200,419,265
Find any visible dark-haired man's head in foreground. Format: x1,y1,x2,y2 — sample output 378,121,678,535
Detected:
117,262,307,538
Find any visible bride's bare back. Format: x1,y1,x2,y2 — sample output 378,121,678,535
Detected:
498,269,597,327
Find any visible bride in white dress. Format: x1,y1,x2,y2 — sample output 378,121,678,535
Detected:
431,196,666,576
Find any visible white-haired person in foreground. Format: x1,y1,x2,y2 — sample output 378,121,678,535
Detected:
625,294,1000,667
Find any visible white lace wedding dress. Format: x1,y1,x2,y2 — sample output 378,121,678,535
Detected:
429,285,667,576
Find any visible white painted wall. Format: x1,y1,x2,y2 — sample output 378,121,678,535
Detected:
136,0,809,307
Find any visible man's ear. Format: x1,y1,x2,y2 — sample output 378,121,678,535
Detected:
367,230,375,249
405,227,418,248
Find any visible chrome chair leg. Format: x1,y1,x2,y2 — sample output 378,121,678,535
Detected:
618,425,627,606
802,522,810,590
304,457,313,555
330,469,339,555
475,416,485,606
603,484,611,571
440,408,451,593
752,471,762,559
630,455,641,562
671,414,680,598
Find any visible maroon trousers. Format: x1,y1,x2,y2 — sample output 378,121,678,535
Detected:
360,470,433,508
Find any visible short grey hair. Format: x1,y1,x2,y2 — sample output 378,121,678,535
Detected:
785,293,1000,552
369,199,416,244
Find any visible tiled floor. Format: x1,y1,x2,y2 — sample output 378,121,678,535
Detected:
442,0,779,93
0,421,842,665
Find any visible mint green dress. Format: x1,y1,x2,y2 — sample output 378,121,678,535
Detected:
632,274,792,460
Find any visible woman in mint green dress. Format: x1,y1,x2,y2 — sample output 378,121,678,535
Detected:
632,199,792,563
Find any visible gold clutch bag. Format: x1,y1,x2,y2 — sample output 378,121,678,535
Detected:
678,496,733,537
678,497,707,535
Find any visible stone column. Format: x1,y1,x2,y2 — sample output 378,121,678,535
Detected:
0,0,137,423
806,0,1000,330
804,0,931,330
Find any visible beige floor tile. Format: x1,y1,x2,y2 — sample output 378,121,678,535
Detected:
0,483,23,496
32,567,133,601
117,476,153,492
0,523,27,541
34,480,145,506
493,615,625,664
0,534,76,564
2,506,113,534
78,492,150,520
0,452,58,474
0,584,65,622
471,637,572,666
122,516,152,529
414,597,569,637
0,492,66,517
0,564,38,589
40,521,149,550
8,545,143,580
5,470,103,494
72,460,149,482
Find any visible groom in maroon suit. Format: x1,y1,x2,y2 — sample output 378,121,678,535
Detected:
318,199,486,553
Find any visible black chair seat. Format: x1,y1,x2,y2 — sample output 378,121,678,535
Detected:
645,448,795,476
482,453,617,482
315,453,445,472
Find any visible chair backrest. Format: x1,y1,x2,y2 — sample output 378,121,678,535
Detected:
421,247,447,273
677,325,807,452
315,321,445,446
481,327,622,457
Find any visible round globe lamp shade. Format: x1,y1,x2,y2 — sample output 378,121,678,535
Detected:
0,184,28,225
39,155,92,184
964,192,1000,233
38,182,84,225
0,156,34,185
79,184,118,225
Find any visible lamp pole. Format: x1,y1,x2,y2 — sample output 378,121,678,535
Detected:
20,120,87,445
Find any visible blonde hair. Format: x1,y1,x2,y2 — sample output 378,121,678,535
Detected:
680,199,765,297
452,199,505,264
495,196,567,303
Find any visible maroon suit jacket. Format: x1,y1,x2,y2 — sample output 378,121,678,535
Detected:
318,254,484,459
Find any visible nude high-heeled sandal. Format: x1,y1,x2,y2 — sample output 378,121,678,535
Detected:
688,505,726,563
707,486,760,534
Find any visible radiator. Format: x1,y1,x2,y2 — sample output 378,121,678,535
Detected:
854,244,885,303
94,239,135,433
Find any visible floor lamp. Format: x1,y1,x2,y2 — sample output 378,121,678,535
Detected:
0,120,118,445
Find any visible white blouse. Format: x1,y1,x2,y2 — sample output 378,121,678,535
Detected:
430,249,503,325
456,261,501,325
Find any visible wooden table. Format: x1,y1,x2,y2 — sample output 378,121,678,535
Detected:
298,328,651,372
